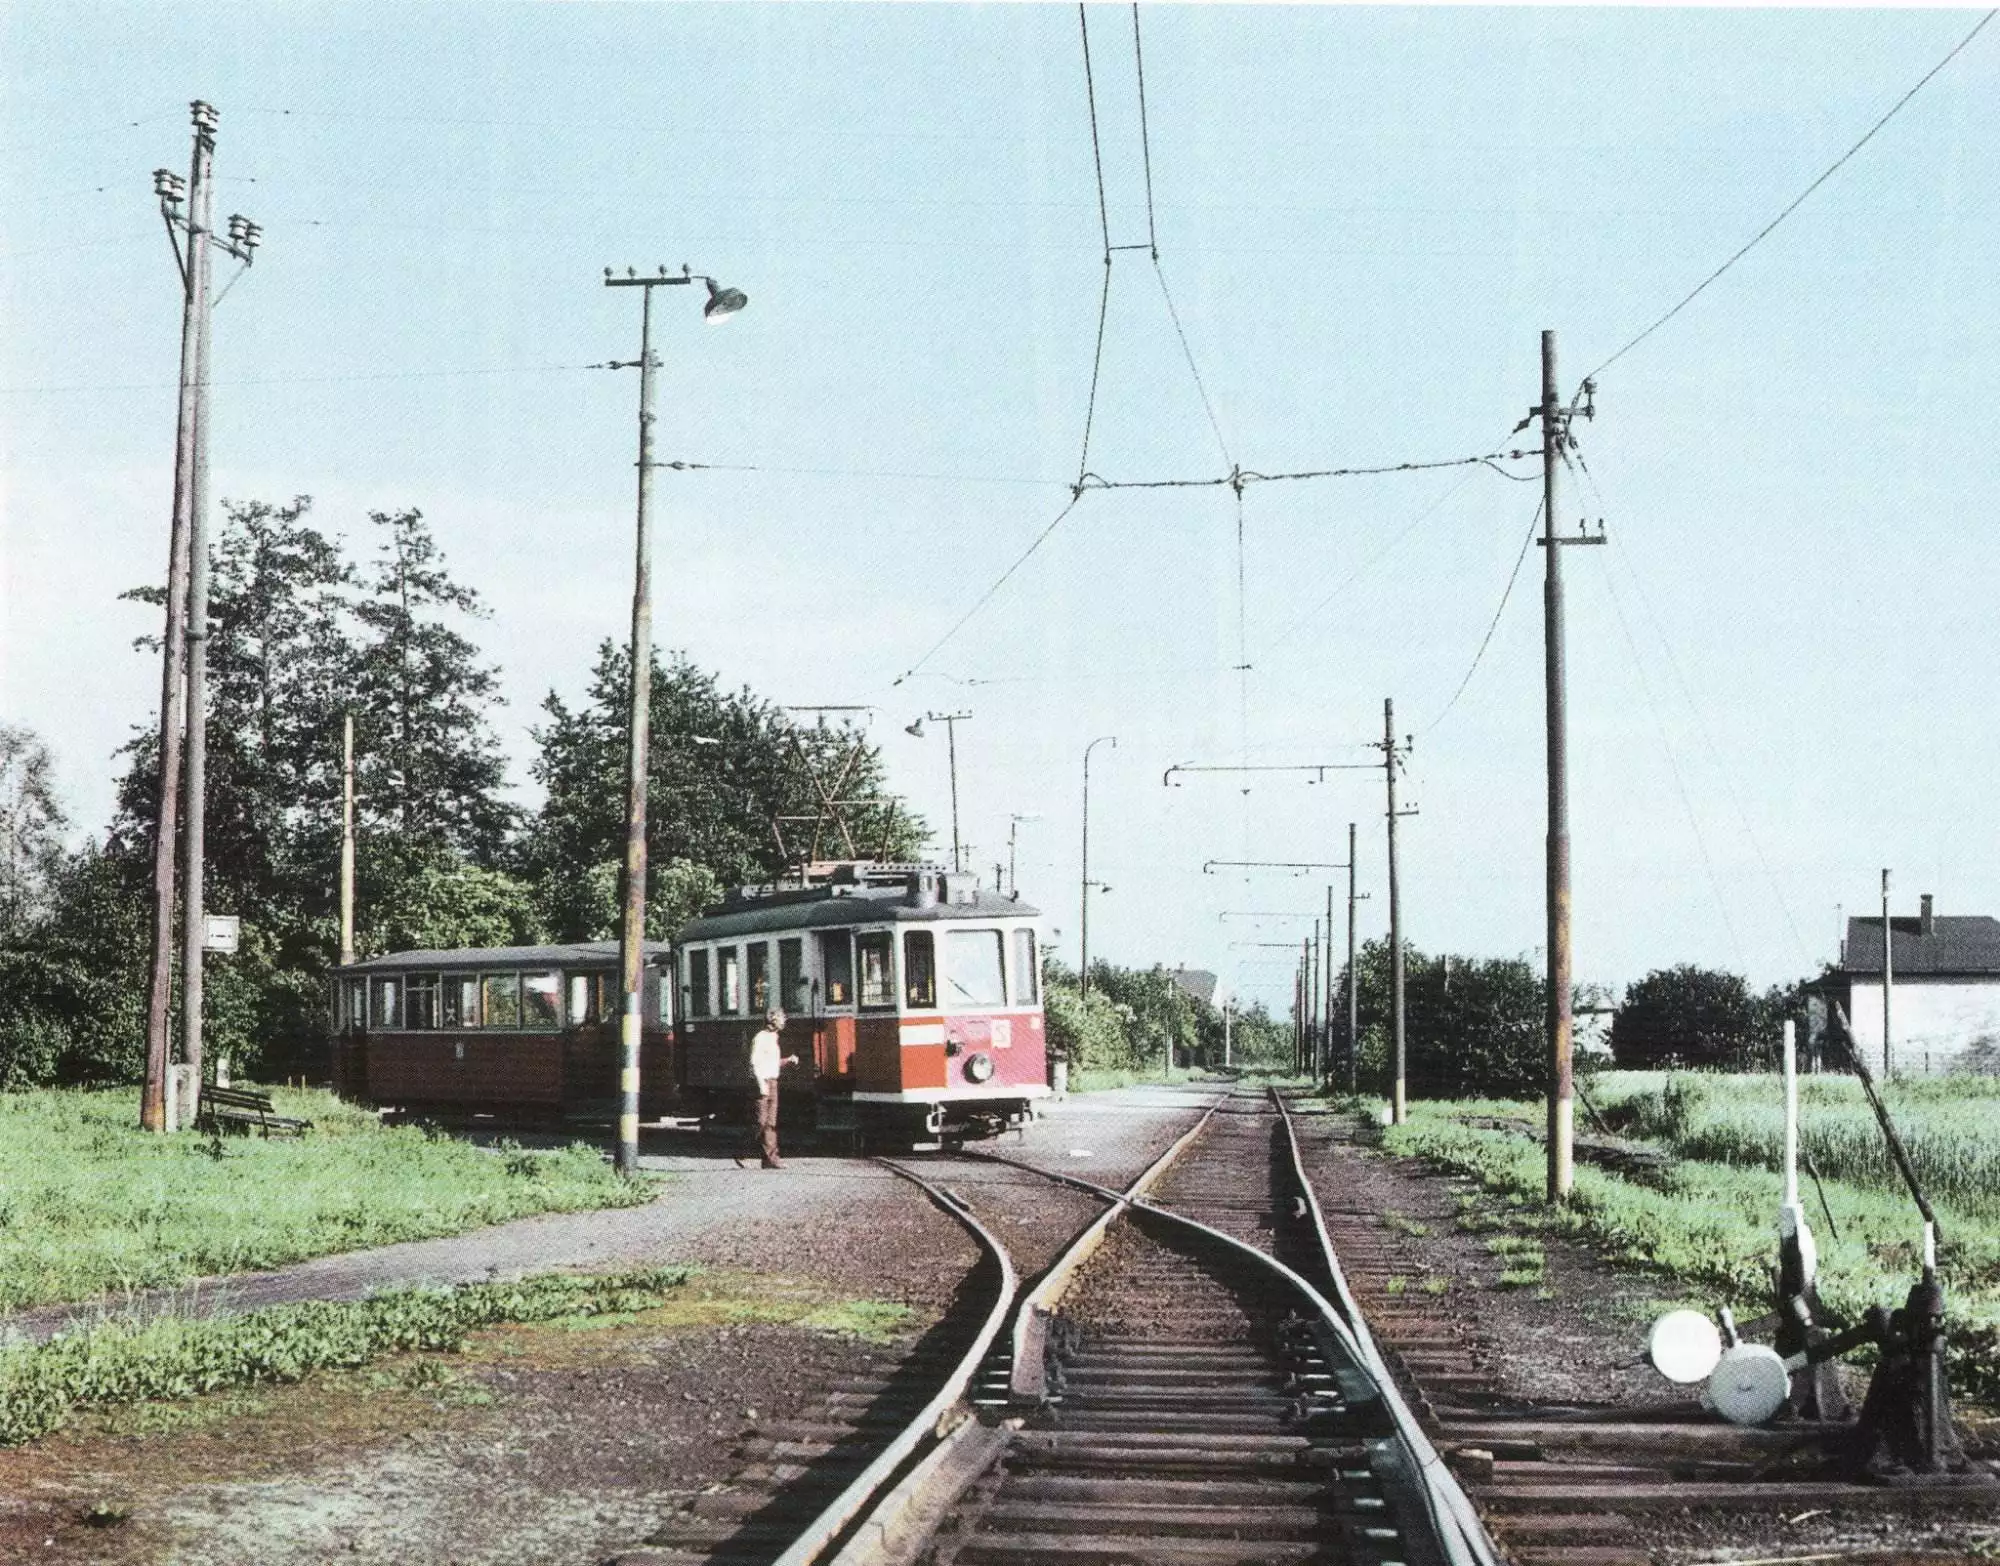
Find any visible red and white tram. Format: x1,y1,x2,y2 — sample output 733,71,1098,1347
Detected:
675,863,1049,1146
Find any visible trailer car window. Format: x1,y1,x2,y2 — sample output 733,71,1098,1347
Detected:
482,973,521,1028
903,930,936,1008
945,930,1006,1008
856,931,896,1010
719,946,743,1013
407,975,440,1029
820,933,853,1007
341,978,365,1030
687,949,711,1018
371,977,401,1030
522,972,561,1028
749,942,771,1012
1011,929,1040,1004
441,975,479,1028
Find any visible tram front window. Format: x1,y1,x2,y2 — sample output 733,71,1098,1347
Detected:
903,930,936,1008
946,930,1006,1008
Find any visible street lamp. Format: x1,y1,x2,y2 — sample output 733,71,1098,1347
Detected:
603,261,746,1179
907,710,972,870
1080,735,1117,997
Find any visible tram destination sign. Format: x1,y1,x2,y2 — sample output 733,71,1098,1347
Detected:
202,914,241,955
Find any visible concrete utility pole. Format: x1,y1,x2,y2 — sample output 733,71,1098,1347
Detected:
339,712,356,968
1382,698,1411,1124
1882,867,1894,1077
1322,883,1336,1079
1307,917,1321,1078
1534,330,1600,1200
1080,735,1116,997
911,711,973,871
141,105,215,1131
603,262,747,1179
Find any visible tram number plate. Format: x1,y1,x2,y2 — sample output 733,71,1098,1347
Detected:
991,1019,1011,1049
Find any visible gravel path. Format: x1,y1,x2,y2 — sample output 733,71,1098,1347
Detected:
1,1086,1214,1347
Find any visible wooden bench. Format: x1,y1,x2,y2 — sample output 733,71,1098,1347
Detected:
197,1084,314,1137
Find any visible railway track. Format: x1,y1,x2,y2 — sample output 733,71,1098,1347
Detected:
634,1083,2000,1566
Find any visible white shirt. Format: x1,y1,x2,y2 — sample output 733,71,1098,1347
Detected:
750,1027,783,1087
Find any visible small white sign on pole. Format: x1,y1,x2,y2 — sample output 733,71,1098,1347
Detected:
202,914,241,954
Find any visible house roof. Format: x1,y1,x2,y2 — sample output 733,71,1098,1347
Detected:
1170,967,1219,1006
1842,915,2000,977
340,940,672,974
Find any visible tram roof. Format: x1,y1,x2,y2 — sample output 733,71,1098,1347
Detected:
680,885,1040,942
338,939,672,974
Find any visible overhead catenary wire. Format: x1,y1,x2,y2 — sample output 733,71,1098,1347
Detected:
1417,495,1543,737
1587,8,1997,383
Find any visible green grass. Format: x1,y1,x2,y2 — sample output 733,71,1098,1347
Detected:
1381,1094,2000,1402
1590,1070,2000,1217
0,1088,652,1313
1066,1065,1218,1094
0,1265,697,1447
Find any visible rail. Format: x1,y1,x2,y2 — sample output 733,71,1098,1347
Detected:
775,1095,1225,1566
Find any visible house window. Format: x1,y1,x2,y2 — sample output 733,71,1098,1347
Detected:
780,938,806,1012
903,930,936,1009
1010,929,1040,1005
719,946,744,1014
371,977,401,1030
407,975,440,1030
440,975,479,1029
945,930,1006,1008
522,972,561,1029
857,931,896,1010
820,932,854,1007
749,942,771,1012
687,949,711,1018
482,973,522,1029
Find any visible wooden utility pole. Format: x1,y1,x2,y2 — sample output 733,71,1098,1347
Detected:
1881,867,1894,1077
1322,883,1336,1081
1535,330,1601,1199
339,712,356,968
141,104,216,1132
1308,917,1321,1079
1383,698,1408,1124
1346,821,1363,1094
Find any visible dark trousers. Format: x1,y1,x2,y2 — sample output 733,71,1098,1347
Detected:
745,1085,780,1165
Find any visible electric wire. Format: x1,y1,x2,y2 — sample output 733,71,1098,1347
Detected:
1570,449,1817,967
1078,4,1115,263
1153,260,1233,470
1132,3,1159,258
1593,507,1747,965
1077,261,1115,479
1587,8,1997,383
1417,495,1543,737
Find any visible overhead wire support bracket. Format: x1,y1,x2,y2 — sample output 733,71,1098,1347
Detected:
1164,761,1377,788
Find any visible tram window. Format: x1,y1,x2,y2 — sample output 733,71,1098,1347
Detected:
341,978,365,1030
371,977,401,1030
407,975,441,1030
1011,929,1040,1004
903,931,937,1008
780,939,806,1012
748,942,771,1012
441,975,479,1028
945,930,1006,1008
687,949,711,1017
522,972,561,1029
820,932,854,1007
857,931,896,1010
482,973,522,1028
719,947,744,1013
567,975,592,1025
655,966,673,1026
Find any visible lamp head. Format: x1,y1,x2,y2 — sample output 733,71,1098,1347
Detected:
703,278,748,322
904,719,925,739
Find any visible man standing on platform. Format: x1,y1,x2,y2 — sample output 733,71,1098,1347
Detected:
743,1008,798,1169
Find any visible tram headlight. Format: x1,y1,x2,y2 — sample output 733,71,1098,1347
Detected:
964,1052,995,1083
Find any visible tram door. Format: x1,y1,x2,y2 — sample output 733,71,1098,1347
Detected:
815,931,855,1080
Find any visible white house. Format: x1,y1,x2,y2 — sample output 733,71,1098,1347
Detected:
1841,895,2000,1076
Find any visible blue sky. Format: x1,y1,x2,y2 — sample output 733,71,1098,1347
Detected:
4,4,1997,1013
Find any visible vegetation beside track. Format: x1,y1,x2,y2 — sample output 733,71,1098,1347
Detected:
1361,1078,2000,1405
0,1088,648,1314
0,1265,698,1447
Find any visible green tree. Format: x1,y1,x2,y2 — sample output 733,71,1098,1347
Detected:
350,509,514,862
1339,937,1547,1098
1611,964,1765,1069
520,644,923,940
0,723,68,935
